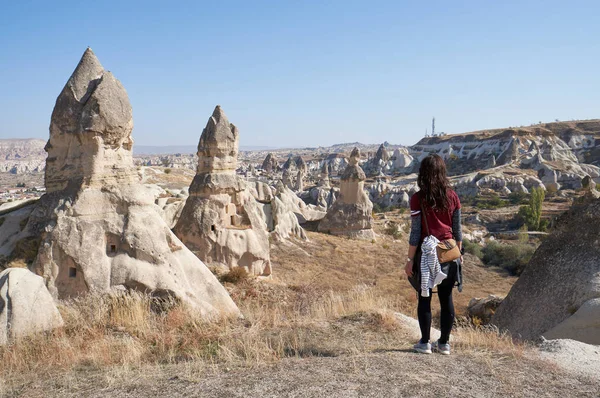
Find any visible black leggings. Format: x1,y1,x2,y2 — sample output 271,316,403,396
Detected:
417,280,455,344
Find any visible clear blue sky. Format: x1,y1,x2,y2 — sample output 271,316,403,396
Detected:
1,0,599,148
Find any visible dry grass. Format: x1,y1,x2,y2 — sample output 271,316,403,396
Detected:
0,284,407,385
0,217,523,394
454,326,527,358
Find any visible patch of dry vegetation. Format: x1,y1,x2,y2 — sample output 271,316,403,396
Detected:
0,217,523,395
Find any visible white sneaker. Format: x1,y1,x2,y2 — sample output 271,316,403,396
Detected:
413,342,432,354
432,340,451,355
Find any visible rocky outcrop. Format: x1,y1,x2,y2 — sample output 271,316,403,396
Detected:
295,169,304,191
0,139,47,174
543,298,600,344
497,138,521,165
2,49,240,318
492,198,600,344
269,189,308,241
412,121,600,195
364,144,390,176
0,268,64,345
174,106,271,277
247,181,308,242
261,153,278,173
467,295,504,324
44,48,138,193
318,148,375,239
276,182,326,224
317,162,330,188
391,148,413,170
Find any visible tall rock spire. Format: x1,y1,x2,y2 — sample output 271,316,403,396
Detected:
318,147,375,239
45,47,135,193
175,106,272,277
197,105,239,174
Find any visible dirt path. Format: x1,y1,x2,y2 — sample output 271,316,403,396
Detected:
13,349,599,398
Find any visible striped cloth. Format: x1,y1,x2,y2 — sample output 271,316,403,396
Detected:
420,235,448,297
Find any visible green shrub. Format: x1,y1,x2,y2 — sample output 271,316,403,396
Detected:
517,187,545,231
508,191,528,205
383,222,402,240
164,168,172,174
473,195,510,210
463,238,483,259
482,240,536,275
372,203,383,213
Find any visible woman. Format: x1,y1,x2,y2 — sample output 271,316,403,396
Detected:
405,154,463,355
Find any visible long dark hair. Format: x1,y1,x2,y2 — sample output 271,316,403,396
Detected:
417,154,451,210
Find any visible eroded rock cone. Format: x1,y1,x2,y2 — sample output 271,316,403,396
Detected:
261,153,278,173
174,106,271,276
318,148,375,239
45,48,137,193
317,161,330,188
8,49,240,318
492,198,600,344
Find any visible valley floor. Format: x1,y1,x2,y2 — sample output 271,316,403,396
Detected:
10,348,600,398
3,211,593,398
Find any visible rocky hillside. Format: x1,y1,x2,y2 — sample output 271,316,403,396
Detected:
0,139,46,173
412,119,600,174
365,120,600,207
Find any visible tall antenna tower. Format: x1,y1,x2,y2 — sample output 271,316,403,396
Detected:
432,117,436,137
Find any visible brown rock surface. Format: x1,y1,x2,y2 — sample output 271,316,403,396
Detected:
1,49,239,318
318,148,375,239
174,106,271,276
492,198,600,343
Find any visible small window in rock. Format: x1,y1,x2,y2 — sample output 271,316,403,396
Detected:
231,215,236,225
110,244,116,253
211,225,216,231
69,267,77,278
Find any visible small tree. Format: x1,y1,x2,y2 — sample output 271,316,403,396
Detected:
518,187,545,231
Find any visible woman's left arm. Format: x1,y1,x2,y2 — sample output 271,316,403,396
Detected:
405,211,422,276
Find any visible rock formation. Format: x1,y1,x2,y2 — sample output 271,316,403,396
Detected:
282,157,295,172
492,198,600,344
295,156,307,173
411,121,600,196
467,295,504,324
0,268,64,345
0,139,47,174
294,169,304,191
282,168,293,189
318,148,375,239
391,148,413,170
317,162,330,188
497,138,520,165
376,144,390,162
247,181,308,242
173,106,271,276
276,182,326,224
44,48,138,193
261,153,278,173
2,48,239,318
270,182,308,241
